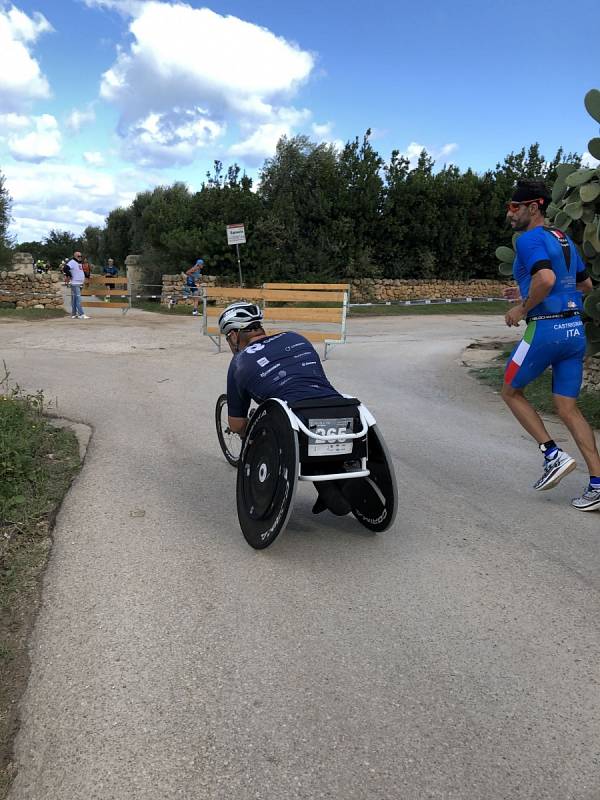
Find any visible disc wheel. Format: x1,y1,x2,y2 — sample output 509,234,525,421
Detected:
215,394,242,467
236,400,298,549
346,424,398,533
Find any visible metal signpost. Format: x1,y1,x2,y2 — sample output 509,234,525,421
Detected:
226,223,246,287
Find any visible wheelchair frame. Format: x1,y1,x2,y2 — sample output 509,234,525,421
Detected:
234,396,398,549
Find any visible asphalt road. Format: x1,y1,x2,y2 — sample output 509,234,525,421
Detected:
2,310,600,800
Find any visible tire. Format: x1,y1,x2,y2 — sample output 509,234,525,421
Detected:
346,424,398,533
215,394,242,467
236,400,298,549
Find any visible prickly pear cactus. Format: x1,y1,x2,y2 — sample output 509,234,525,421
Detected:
497,88,600,358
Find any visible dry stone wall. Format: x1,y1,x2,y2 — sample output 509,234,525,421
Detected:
583,356,600,392
0,256,63,308
156,272,599,391
161,274,218,306
349,278,510,303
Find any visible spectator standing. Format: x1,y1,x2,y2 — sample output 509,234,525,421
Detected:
184,259,204,316
66,251,89,319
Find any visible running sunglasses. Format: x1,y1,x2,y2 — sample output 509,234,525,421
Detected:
506,198,544,212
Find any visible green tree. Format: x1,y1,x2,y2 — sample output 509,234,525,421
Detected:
39,230,83,268
101,208,132,267
0,169,14,269
82,226,102,265
337,130,384,277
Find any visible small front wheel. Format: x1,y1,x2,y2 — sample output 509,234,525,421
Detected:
215,394,242,467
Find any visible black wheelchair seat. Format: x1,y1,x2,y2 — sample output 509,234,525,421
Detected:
290,395,360,411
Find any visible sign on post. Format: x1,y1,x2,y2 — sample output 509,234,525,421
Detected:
226,224,246,246
226,223,246,286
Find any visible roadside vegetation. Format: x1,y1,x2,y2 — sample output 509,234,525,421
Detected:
129,297,509,317
0,366,80,798
472,349,600,430
349,301,507,316
0,308,67,321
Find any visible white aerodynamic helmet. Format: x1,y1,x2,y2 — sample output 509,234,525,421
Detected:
218,302,264,336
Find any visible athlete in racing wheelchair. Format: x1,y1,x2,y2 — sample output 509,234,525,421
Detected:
217,302,398,549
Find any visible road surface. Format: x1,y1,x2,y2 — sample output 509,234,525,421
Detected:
2,310,599,800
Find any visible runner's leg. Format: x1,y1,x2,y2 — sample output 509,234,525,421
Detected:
553,395,600,475
501,321,552,444
501,384,551,443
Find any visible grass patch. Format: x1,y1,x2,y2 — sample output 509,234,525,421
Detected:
0,308,67,321
0,366,81,799
349,301,507,316
472,349,600,430
130,298,200,315
130,298,510,318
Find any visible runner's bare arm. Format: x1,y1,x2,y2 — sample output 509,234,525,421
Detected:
505,269,555,327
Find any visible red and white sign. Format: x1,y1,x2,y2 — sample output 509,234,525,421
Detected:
226,223,246,245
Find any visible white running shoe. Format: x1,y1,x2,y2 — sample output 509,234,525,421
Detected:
533,450,576,491
192,309,199,316
571,486,600,511
71,315,78,319
78,314,90,319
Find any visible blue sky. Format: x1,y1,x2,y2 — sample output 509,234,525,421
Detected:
1,0,598,243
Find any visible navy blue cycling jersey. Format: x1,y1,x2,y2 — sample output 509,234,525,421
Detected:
226,331,341,417
513,226,586,317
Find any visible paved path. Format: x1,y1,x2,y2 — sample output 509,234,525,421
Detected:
3,310,600,800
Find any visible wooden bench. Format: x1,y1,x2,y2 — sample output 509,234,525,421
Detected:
202,282,350,358
81,276,130,312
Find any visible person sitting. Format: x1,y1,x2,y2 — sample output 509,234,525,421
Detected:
102,258,118,298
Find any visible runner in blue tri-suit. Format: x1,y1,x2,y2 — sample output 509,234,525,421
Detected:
501,179,600,511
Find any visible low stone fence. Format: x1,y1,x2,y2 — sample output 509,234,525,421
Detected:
349,278,510,303
583,356,600,392
0,271,63,309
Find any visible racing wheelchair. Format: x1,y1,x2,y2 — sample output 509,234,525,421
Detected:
215,394,398,549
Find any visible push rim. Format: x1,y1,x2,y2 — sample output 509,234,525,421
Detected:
215,394,242,467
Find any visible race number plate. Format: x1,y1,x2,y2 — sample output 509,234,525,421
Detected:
308,417,353,456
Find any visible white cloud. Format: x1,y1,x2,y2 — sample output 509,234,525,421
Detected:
122,107,225,167
83,151,105,166
581,151,599,168
0,112,31,132
229,107,310,164
66,106,97,133
438,142,458,159
84,0,144,14
95,1,314,166
0,5,53,110
4,161,141,241
312,122,332,139
7,114,62,162
400,140,458,168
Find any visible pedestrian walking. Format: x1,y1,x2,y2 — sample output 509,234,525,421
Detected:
501,178,600,511
66,251,89,320
184,259,204,315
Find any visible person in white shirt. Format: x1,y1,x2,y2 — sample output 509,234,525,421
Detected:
66,251,89,319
